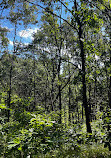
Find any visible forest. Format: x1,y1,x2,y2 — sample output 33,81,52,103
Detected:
0,0,111,157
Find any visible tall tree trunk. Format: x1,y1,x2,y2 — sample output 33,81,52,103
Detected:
58,54,62,124
58,84,62,124
109,41,111,108
68,62,71,124
7,65,12,122
94,71,97,120
88,84,92,121
58,5,62,124
33,52,36,111
79,36,92,133
74,0,92,133
51,59,55,111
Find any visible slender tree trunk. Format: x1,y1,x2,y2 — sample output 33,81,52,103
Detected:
88,84,92,121
51,59,55,111
58,53,62,124
107,35,111,151
109,42,111,108
68,62,71,124
94,71,97,120
76,105,79,122
58,84,62,124
58,5,62,124
33,53,36,111
82,105,84,121
45,73,49,111
68,85,71,123
7,65,12,122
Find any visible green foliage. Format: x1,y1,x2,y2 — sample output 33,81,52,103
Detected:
0,112,65,157
0,0,111,157
1,110,111,157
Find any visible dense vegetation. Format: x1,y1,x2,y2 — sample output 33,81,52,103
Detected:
0,0,111,157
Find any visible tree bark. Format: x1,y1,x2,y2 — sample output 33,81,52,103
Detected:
80,38,92,133
68,62,71,124
33,53,36,111
74,0,92,133
7,65,12,122
58,53,62,124
109,40,111,109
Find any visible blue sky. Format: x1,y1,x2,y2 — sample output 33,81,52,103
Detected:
1,19,41,51
0,1,43,51
0,0,74,52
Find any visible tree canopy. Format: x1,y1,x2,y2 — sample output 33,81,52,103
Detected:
0,0,111,157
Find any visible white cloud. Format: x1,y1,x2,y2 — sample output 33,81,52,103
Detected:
24,42,29,46
20,42,29,46
18,28,39,40
9,40,29,47
9,41,13,45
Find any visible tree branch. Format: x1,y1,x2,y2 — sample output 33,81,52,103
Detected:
25,0,77,31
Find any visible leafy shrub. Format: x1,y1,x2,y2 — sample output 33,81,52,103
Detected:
0,113,64,157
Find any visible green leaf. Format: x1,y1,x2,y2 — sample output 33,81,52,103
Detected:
8,143,18,149
0,104,7,109
65,2,69,6
18,146,22,151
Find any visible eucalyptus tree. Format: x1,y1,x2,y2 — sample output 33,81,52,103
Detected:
0,0,39,121
24,0,94,132
18,0,96,132
26,12,81,124
1,0,109,132
84,0,111,110
29,16,68,123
